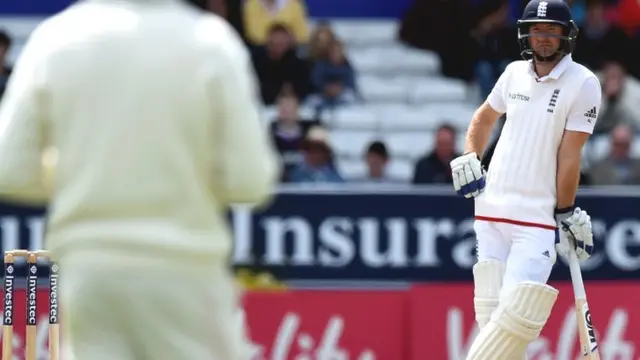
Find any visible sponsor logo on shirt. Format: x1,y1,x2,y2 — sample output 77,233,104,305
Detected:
584,106,597,122
509,92,530,102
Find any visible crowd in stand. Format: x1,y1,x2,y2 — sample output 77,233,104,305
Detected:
399,0,640,186
241,0,640,186
0,0,639,186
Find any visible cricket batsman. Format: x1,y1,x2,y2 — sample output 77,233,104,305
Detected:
0,0,279,358
450,0,600,358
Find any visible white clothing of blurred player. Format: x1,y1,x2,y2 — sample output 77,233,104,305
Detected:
0,0,279,359
449,0,599,359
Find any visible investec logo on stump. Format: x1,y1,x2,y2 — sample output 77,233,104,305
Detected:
49,263,60,324
4,263,14,325
28,264,38,326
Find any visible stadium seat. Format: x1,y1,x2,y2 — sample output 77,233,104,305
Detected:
588,135,609,161
299,106,327,121
349,46,440,76
336,158,367,179
0,17,36,63
394,46,441,74
383,132,433,159
386,159,414,181
328,129,378,158
456,133,466,154
632,137,640,157
410,78,468,103
330,20,398,46
332,105,379,130
377,105,436,131
358,75,408,103
261,106,329,124
418,103,475,130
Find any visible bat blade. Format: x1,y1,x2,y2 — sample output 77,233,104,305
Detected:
568,250,600,360
575,298,600,359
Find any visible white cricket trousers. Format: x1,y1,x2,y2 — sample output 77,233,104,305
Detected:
474,219,557,303
58,251,251,360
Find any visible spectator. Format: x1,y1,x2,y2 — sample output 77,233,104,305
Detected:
269,92,320,181
473,2,512,100
616,0,640,77
307,22,337,62
0,30,12,99
358,141,397,183
589,124,640,185
594,62,640,134
252,24,311,105
572,0,629,71
243,0,309,46
617,0,640,29
399,0,478,81
289,126,344,183
306,41,357,111
413,125,460,184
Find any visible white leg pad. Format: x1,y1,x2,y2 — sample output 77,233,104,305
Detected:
466,281,558,360
473,260,505,329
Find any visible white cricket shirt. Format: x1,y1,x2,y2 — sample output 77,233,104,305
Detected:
475,55,601,229
0,0,279,262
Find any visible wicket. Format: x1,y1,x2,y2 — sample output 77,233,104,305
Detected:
2,250,59,360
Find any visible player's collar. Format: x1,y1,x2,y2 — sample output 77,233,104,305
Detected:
528,55,573,82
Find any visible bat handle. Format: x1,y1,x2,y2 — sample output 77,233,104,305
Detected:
567,249,587,299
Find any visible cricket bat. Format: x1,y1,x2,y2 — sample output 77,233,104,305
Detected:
567,249,601,359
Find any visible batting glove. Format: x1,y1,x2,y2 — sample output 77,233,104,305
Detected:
555,207,594,261
450,152,486,198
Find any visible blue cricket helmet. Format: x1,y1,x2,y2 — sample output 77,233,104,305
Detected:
517,0,579,60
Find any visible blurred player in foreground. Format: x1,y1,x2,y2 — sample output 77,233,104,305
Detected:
450,0,600,358
0,0,279,358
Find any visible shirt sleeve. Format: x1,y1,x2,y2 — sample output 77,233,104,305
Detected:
209,20,280,207
565,76,602,134
0,26,49,204
486,63,512,114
